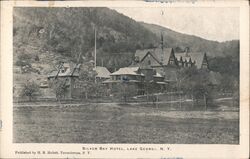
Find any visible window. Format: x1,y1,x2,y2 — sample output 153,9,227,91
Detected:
148,60,151,65
202,63,208,69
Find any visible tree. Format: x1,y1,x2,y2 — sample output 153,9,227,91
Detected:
113,82,137,103
144,81,157,103
177,68,213,109
78,62,98,100
51,79,69,101
218,74,238,93
208,56,239,78
21,81,40,101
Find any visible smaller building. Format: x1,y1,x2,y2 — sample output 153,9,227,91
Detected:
47,62,81,99
103,67,144,95
47,62,111,99
104,67,144,83
103,66,167,95
48,63,81,80
94,66,111,81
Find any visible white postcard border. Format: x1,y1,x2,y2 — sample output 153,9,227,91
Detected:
0,1,249,159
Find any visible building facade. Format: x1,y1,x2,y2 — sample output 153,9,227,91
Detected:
132,47,209,81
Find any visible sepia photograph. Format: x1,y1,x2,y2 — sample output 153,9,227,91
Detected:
0,0,249,158
12,6,241,144
13,7,240,144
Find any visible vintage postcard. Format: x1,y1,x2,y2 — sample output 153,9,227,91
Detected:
0,0,249,158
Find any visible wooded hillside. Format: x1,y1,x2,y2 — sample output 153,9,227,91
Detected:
13,7,239,76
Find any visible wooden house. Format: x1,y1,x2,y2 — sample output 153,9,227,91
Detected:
103,65,166,95
132,46,209,83
94,66,111,82
47,63,111,99
47,62,81,99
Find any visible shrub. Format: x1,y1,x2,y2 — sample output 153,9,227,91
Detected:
51,79,69,100
20,81,40,101
18,53,32,61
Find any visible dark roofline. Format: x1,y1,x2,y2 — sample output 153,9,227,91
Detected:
70,63,80,77
140,51,164,67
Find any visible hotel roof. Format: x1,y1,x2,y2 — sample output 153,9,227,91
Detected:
94,66,111,79
135,48,174,66
111,67,144,76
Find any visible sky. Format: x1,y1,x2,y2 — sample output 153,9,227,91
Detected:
112,7,239,42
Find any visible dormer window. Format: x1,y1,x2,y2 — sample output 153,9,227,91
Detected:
169,60,174,65
202,62,208,69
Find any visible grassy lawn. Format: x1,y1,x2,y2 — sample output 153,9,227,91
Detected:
13,103,239,144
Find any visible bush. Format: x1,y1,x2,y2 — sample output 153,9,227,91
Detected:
51,79,69,100
15,60,31,67
20,81,40,101
177,68,214,109
112,83,137,102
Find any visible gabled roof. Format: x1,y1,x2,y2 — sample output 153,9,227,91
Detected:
135,49,154,62
189,52,206,68
111,67,144,76
94,66,111,78
48,63,81,78
176,54,192,62
130,62,154,69
175,52,206,69
175,54,183,61
151,48,173,66
135,48,174,66
63,63,70,68
48,63,112,79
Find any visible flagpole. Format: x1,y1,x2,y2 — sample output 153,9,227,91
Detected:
94,27,97,83
160,10,164,64
94,27,97,69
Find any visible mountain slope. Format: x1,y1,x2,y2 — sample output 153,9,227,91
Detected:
140,22,239,58
13,7,158,71
13,7,239,74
